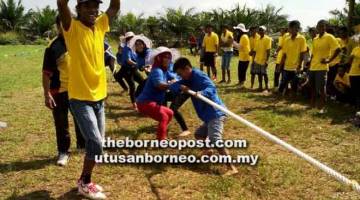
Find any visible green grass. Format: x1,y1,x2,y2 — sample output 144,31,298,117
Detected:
0,45,359,200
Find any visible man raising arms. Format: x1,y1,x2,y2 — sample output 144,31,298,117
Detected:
57,0,120,199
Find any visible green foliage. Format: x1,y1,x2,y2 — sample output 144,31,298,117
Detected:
0,0,26,32
329,2,360,26
26,6,57,36
0,31,22,44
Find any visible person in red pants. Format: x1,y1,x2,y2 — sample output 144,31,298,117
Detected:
136,47,179,140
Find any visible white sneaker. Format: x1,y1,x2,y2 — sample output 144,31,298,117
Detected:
319,109,326,114
56,153,69,166
78,179,104,192
78,182,106,200
179,130,191,137
356,111,360,117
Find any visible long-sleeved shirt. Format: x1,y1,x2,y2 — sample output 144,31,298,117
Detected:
170,68,226,123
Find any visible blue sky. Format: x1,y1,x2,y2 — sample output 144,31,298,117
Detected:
22,0,345,28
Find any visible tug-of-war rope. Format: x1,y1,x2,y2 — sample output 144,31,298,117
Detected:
186,90,360,194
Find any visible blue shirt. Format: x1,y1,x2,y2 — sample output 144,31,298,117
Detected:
170,68,225,123
136,67,175,104
135,48,151,70
121,44,137,68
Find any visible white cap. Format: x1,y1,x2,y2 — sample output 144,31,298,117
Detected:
129,35,153,51
149,46,180,65
233,23,248,32
124,31,135,39
259,26,267,31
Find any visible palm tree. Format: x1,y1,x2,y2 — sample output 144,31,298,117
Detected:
0,0,26,32
27,6,57,36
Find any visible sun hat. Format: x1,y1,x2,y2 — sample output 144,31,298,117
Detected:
129,35,153,51
149,47,180,65
259,25,267,31
233,23,249,32
124,31,135,39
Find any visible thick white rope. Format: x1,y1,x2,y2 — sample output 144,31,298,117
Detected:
187,90,360,193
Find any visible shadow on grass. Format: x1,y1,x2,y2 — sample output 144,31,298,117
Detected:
0,157,54,174
57,188,80,200
6,190,55,200
107,111,144,119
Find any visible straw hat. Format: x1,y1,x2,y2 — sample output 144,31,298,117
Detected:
149,47,180,65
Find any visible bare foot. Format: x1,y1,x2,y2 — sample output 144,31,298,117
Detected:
132,103,138,112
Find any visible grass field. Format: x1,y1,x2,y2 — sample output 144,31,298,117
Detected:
0,45,359,200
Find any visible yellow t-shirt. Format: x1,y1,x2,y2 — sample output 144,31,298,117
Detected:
310,32,340,71
221,30,234,52
63,14,109,101
282,34,307,71
276,33,290,64
254,35,272,65
238,34,251,62
329,38,343,67
250,33,260,51
203,32,219,53
350,46,360,76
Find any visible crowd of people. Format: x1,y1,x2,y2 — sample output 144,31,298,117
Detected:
188,20,360,117
41,0,359,199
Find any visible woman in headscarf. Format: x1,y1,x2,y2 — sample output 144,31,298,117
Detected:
136,47,177,140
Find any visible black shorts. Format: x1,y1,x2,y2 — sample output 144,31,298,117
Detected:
204,52,216,67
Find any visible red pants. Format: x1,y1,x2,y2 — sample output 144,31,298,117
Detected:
137,102,174,140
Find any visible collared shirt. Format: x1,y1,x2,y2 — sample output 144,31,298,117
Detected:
282,34,308,71
203,32,219,53
310,32,340,71
254,35,272,65
63,14,109,101
238,34,251,62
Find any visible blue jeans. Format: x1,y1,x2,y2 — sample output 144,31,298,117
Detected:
221,51,233,70
195,116,226,144
69,99,105,160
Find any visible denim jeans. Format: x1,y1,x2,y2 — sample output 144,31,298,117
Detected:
195,116,226,144
222,51,233,70
69,99,105,160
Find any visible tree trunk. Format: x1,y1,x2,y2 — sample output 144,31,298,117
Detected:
349,0,355,30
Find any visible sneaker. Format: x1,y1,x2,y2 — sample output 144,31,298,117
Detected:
218,80,226,84
356,111,360,117
78,181,106,200
319,109,326,114
178,130,191,137
56,153,69,166
78,179,104,192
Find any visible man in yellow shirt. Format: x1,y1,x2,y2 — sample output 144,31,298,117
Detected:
347,41,360,114
233,23,250,87
203,24,219,81
58,0,120,199
279,20,307,96
252,26,272,91
309,20,340,113
274,28,289,88
219,25,234,84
